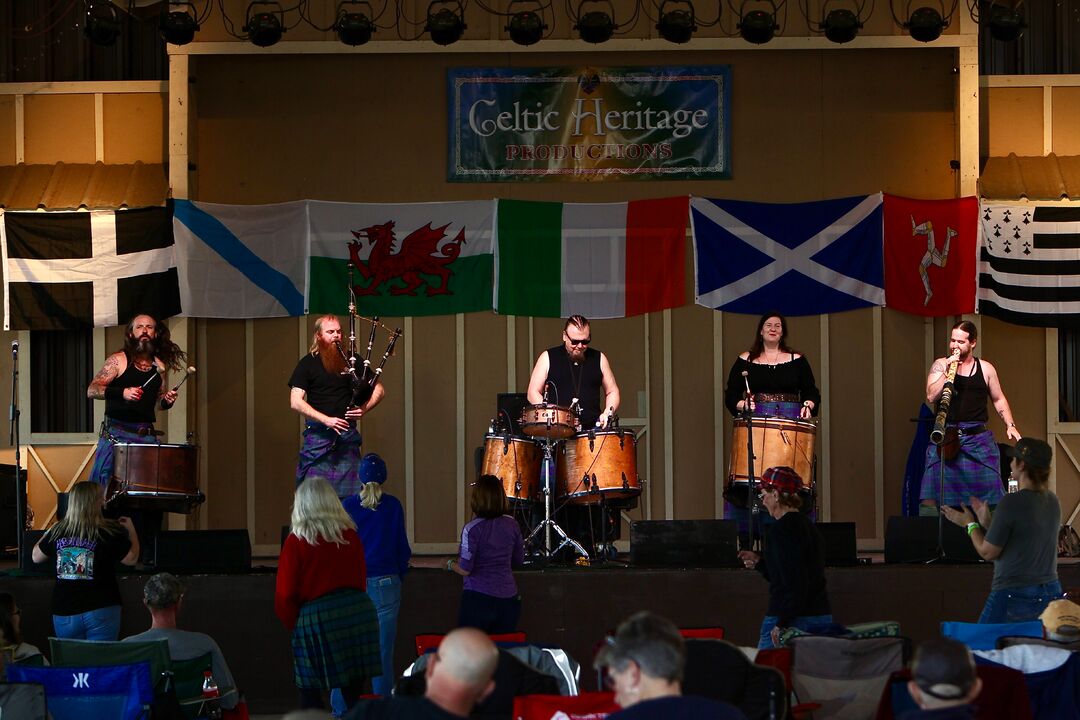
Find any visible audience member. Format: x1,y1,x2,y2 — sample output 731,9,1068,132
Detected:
0,592,46,665
347,627,499,719
124,572,239,710
31,481,139,640
903,638,981,718
1040,599,1080,642
448,475,524,634
596,611,747,719
276,477,381,713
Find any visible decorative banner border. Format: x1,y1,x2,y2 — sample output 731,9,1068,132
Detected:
448,65,732,182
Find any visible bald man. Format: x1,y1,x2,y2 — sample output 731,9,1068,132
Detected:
347,627,498,719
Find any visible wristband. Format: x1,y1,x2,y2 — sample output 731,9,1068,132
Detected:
966,522,981,536
104,385,124,401
446,558,455,572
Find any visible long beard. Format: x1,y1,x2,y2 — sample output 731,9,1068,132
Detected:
318,340,348,375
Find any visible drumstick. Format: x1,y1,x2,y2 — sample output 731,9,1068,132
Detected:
140,366,164,389
172,366,196,392
741,370,752,398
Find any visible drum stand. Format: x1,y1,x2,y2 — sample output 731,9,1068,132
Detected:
743,407,763,553
525,436,589,562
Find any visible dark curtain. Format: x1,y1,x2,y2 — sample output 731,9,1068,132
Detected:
979,0,1080,74
30,329,94,434
1061,329,1079,423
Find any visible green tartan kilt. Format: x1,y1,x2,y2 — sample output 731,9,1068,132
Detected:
291,587,381,689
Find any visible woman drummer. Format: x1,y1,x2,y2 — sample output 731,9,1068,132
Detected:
724,312,820,421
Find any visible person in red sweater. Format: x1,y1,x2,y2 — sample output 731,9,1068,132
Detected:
276,477,381,712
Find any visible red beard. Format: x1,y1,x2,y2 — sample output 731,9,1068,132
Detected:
318,339,348,375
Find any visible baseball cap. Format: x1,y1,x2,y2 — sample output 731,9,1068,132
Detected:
760,466,801,494
1041,599,1080,637
359,453,387,484
1003,438,1052,470
911,638,977,700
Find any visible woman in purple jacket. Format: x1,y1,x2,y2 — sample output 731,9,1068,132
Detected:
447,474,524,633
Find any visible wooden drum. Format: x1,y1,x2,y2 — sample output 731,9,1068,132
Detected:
726,417,816,509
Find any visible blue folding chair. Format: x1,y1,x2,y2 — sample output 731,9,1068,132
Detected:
940,620,1043,651
7,661,154,720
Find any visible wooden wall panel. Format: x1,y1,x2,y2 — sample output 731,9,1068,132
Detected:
979,316,1046,442
1051,87,1080,156
881,309,931,521
671,304,716,519
103,93,166,163
985,87,1045,157
1056,435,1080,531
23,95,95,164
202,320,248,530
0,96,16,166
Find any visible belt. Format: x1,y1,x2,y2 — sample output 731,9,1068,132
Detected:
754,393,799,404
951,424,987,436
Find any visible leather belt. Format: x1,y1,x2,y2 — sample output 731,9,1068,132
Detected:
953,424,987,435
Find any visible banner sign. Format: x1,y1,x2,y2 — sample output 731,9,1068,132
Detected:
448,65,731,182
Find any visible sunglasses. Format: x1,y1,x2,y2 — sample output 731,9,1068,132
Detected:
566,336,591,346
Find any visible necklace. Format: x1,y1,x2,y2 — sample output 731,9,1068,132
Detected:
763,348,781,367
133,358,154,372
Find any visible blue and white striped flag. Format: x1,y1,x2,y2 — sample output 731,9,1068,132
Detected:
691,194,885,316
172,199,308,318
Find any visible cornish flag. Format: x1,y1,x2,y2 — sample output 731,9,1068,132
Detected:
692,194,885,316
978,203,1080,327
1,206,180,330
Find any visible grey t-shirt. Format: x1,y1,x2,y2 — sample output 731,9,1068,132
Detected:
124,627,238,709
985,488,1060,591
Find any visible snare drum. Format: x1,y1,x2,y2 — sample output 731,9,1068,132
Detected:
520,403,579,439
480,433,542,502
726,417,816,509
107,443,204,514
556,430,640,504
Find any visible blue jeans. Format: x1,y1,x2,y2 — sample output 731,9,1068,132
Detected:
979,580,1063,624
331,575,402,715
757,613,834,649
53,605,122,640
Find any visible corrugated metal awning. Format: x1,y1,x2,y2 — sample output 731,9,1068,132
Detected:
0,162,168,210
980,153,1080,200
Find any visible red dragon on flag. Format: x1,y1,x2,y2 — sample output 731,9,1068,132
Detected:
348,221,465,296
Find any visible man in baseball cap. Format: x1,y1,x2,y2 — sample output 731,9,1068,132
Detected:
906,637,981,715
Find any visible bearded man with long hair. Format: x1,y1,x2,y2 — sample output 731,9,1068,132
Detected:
289,314,385,497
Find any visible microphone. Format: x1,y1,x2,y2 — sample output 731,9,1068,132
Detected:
10,340,18,353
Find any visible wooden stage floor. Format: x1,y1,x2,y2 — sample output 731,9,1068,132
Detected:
4,558,1079,714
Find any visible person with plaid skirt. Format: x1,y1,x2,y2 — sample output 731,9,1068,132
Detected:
276,477,381,712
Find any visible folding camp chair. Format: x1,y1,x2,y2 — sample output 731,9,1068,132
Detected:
512,691,619,720
7,660,154,720
788,635,907,720
49,637,173,693
940,620,1043,651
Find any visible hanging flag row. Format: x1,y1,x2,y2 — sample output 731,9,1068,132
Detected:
3,196,1079,330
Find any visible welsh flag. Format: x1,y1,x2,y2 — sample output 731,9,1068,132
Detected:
308,200,495,316
494,196,689,318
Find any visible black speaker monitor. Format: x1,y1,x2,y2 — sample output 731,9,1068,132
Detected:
884,516,982,564
630,519,739,568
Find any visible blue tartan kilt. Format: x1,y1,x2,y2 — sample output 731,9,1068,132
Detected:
291,587,381,690
920,426,1004,506
296,422,363,497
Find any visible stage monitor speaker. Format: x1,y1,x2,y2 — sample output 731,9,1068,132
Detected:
154,529,251,573
884,516,982,564
0,464,17,551
496,393,528,435
20,530,51,575
630,519,738,568
817,521,858,566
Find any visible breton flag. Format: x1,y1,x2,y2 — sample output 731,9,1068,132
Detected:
692,194,884,316
173,199,308,318
1,206,180,330
883,195,978,317
494,197,688,318
978,203,1080,327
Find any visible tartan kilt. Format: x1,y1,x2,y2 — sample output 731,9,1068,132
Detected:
920,426,1004,506
291,587,381,689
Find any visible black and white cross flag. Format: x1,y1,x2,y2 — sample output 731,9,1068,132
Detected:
978,203,1080,328
1,206,181,330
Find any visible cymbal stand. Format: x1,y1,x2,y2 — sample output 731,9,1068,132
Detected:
525,433,589,562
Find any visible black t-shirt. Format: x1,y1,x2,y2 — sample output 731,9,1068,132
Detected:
347,696,465,720
545,345,604,428
105,358,162,424
288,353,354,419
608,696,748,720
39,524,132,615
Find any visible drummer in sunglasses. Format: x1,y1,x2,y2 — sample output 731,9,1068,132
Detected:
526,314,620,430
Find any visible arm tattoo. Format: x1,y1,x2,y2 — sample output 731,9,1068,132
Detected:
931,362,945,374
88,356,120,399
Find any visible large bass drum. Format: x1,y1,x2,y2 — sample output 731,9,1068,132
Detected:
480,433,542,502
726,417,816,509
106,443,204,514
556,430,640,504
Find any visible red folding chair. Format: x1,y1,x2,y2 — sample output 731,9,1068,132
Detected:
513,691,619,720
755,647,820,719
678,626,725,640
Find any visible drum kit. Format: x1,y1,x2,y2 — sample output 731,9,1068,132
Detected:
481,402,642,562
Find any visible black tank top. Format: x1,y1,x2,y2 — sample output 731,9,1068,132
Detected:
105,358,162,424
545,345,604,429
945,358,989,424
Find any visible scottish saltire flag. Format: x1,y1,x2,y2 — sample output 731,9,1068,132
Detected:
1,207,180,330
691,194,884,316
173,199,308,318
308,200,495,316
978,203,1080,327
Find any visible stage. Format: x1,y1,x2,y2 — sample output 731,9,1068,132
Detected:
4,558,1080,714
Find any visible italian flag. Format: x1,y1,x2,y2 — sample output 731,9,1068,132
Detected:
494,196,689,318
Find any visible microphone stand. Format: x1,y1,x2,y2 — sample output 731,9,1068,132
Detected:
9,342,25,570
742,397,760,553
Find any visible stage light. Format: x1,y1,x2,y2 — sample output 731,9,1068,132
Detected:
336,1,375,45
738,8,778,44
575,0,616,43
85,1,122,46
506,0,546,46
820,8,860,43
244,2,285,47
986,3,1025,42
656,0,697,43
905,6,946,42
159,2,199,46
426,0,466,45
